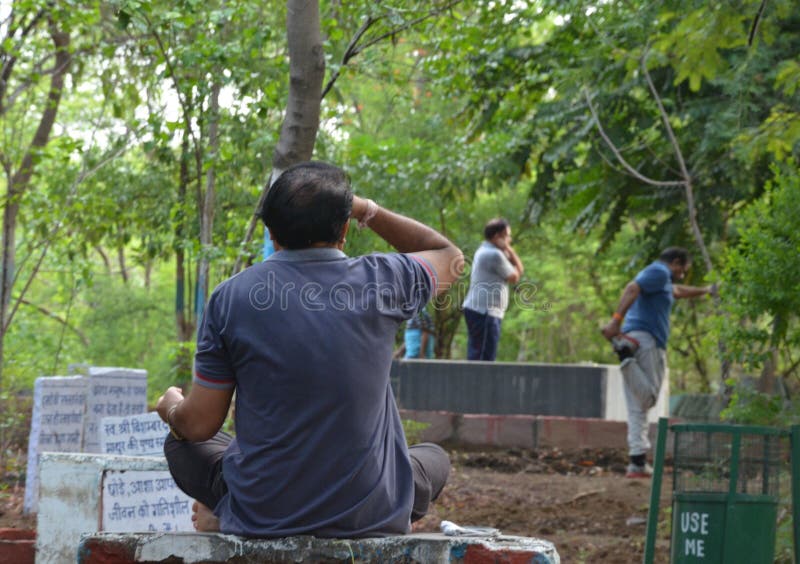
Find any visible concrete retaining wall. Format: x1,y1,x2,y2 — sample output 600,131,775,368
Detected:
401,410,661,450
391,359,669,422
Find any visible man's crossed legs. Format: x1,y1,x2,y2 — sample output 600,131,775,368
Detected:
164,433,450,532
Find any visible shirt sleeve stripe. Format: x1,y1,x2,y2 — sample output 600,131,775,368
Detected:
410,254,438,293
193,371,235,390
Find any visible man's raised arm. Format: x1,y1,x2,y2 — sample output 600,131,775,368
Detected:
673,284,715,299
351,196,464,294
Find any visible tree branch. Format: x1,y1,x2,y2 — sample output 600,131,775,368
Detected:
7,132,136,327
640,55,713,274
3,51,58,114
748,0,769,47
18,298,88,346
2,19,70,339
0,8,47,111
583,89,686,188
320,16,377,99
351,0,465,58
3,240,47,334
139,12,202,162
781,350,800,380
8,23,69,190
9,134,134,290
321,0,465,99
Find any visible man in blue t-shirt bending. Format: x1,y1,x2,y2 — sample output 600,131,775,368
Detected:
156,161,463,536
601,247,713,478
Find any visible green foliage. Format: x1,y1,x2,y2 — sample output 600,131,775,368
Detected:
718,163,800,376
720,379,798,426
76,270,183,402
401,419,430,446
423,0,799,273
775,509,794,564
2,0,799,405
0,390,30,479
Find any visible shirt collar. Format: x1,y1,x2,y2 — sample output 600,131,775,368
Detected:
267,247,347,262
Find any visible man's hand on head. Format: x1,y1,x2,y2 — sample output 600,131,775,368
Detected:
350,196,368,222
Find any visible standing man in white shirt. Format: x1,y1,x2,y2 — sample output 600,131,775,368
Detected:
462,218,524,361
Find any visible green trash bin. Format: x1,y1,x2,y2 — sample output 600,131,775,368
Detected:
643,419,799,564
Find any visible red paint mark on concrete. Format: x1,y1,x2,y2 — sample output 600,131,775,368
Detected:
0,528,36,564
0,528,35,541
486,416,504,443
77,538,135,564
463,544,539,563
576,418,589,442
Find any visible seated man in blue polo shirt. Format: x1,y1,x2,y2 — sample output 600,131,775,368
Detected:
156,161,464,537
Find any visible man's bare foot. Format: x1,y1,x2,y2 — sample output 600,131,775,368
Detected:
191,500,220,532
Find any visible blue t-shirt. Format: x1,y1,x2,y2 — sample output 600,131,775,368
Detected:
622,261,674,348
193,247,436,538
404,311,435,359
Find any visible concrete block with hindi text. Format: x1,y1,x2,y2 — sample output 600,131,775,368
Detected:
23,376,88,514
36,453,192,564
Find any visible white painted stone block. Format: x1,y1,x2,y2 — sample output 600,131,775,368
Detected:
24,376,88,514
36,453,173,564
99,412,168,457
102,469,193,533
84,367,148,453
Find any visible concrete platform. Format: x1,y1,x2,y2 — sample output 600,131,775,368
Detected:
391,359,669,422
77,532,560,563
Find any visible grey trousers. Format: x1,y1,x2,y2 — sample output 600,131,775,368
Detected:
621,330,666,456
164,432,450,524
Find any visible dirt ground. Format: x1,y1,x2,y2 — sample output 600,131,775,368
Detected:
1,446,673,563
412,447,673,563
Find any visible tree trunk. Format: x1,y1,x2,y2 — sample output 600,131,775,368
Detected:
95,246,112,274
758,315,781,394
272,0,325,174
117,241,128,284
232,0,324,274
0,21,71,388
174,127,194,386
195,81,221,323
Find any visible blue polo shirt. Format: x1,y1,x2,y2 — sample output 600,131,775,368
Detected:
622,260,674,348
193,248,436,537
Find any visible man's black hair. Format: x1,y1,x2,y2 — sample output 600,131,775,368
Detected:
260,161,353,249
659,247,691,265
484,218,510,241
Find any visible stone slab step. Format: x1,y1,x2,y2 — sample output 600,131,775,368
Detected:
77,531,560,563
